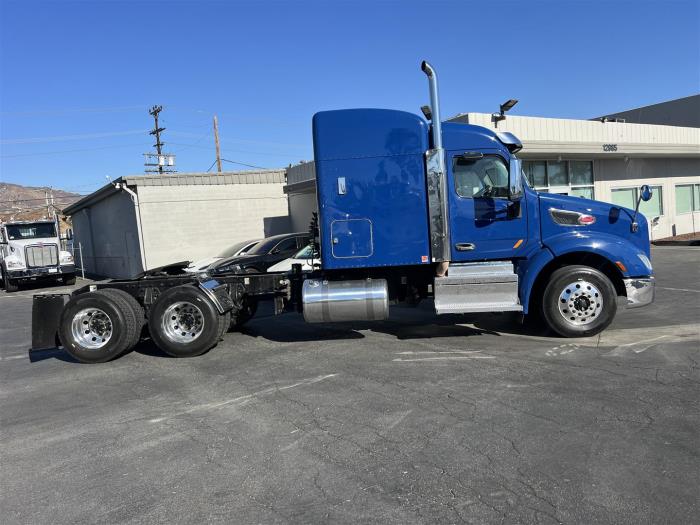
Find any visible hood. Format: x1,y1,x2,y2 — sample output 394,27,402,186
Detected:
186,256,223,272
210,253,267,273
539,193,650,258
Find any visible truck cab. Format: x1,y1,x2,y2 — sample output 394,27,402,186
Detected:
0,220,76,292
308,62,655,337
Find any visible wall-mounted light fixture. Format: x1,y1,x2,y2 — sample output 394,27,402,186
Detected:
492,99,518,127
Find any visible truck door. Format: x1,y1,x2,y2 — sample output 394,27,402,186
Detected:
447,150,528,261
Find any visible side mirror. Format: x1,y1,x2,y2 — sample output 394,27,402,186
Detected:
508,158,524,201
631,184,653,232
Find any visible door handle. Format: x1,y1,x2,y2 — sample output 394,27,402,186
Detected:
455,243,476,251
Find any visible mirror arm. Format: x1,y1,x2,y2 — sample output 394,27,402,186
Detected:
631,194,642,233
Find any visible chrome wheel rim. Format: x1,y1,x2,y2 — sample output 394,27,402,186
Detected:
557,280,603,326
162,301,204,343
71,308,113,349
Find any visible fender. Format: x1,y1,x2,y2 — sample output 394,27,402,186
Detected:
517,247,554,314
543,231,651,277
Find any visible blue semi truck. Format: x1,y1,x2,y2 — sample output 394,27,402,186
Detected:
32,61,655,363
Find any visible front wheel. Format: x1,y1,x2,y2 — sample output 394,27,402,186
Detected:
541,265,617,338
3,270,19,292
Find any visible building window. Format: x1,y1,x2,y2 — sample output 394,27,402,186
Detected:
523,160,594,199
675,184,700,214
611,185,664,216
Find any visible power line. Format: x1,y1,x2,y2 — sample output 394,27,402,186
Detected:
168,141,301,158
221,158,268,170
0,143,144,158
0,105,146,117
1,130,148,145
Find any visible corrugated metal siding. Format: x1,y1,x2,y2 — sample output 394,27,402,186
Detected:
286,162,316,184
123,170,286,187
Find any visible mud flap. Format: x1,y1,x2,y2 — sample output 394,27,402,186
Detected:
31,294,68,350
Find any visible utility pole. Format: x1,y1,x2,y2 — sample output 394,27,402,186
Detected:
144,105,176,174
45,190,51,219
213,115,222,173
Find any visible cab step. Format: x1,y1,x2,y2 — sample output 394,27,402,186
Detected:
434,261,522,314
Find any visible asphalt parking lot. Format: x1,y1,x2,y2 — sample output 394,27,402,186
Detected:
1,246,698,524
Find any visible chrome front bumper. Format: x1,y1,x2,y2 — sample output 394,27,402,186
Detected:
624,277,655,308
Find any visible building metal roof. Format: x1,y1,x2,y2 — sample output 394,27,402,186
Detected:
64,169,286,215
593,94,700,128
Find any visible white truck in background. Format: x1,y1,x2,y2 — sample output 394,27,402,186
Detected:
0,220,76,292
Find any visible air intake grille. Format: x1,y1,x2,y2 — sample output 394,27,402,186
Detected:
25,244,59,268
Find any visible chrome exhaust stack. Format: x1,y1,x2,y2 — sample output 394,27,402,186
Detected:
421,61,451,266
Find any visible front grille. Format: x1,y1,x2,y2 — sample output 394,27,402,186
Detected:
25,244,59,268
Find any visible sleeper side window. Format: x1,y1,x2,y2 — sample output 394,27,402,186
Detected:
453,156,509,199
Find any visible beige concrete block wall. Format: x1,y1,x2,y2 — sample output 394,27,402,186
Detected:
136,183,288,269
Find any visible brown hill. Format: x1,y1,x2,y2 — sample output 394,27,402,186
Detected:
0,183,81,223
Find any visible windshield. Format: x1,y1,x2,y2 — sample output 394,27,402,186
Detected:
5,223,56,240
217,240,258,258
246,237,279,256
293,245,319,259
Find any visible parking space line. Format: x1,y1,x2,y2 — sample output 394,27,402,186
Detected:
149,373,338,423
0,354,26,361
393,355,495,362
658,286,700,293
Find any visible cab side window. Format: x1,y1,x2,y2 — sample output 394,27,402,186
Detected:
453,156,509,199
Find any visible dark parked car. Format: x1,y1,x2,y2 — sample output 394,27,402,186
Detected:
210,232,310,274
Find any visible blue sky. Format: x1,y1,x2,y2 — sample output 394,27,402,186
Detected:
1,0,698,194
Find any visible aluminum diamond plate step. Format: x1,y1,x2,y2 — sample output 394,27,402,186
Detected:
434,261,521,315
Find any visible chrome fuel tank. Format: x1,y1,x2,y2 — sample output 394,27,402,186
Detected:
302,278,389,323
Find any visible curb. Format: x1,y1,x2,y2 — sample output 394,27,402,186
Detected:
652,240,700,246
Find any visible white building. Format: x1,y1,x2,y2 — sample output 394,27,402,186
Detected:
65,170,289,278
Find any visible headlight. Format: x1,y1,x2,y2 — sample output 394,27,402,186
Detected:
60,251,74,264
5,257,24,269
216,264,241,274
638,253,653,272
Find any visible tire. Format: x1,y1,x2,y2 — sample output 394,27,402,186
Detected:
3,270,19,292
148,285,223,358
542,265,617,338
228,297,258,331
218,311,231,341
63,274,76,286
58,291,139,363
97,289,145,350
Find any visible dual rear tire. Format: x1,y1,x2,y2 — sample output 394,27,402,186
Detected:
59,289,144,363
147,285,227,358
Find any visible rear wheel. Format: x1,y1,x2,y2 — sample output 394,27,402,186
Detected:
58,291,139,363
97,289,145,350
542,265,617,337
148,285,223,357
